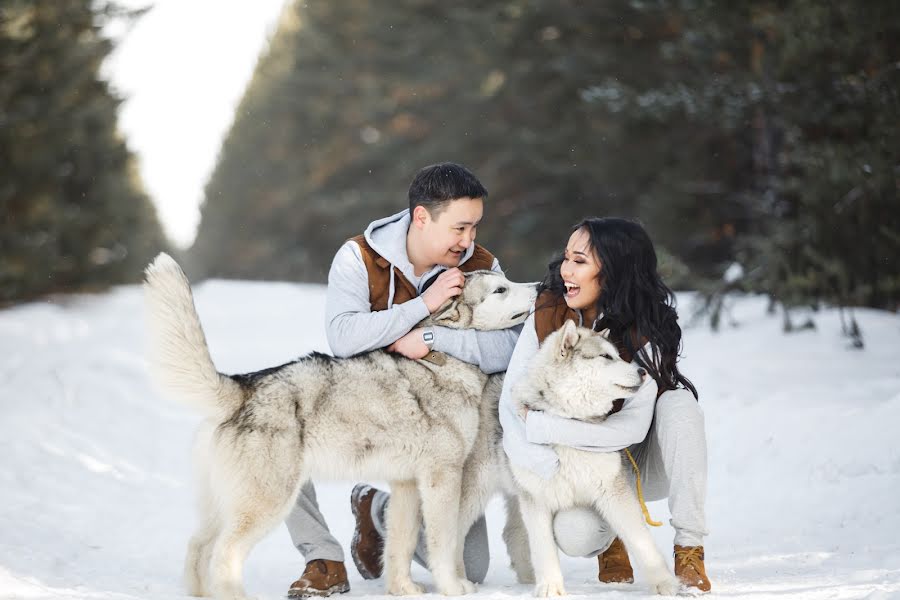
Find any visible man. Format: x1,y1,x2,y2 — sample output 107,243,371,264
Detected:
286,162,520,597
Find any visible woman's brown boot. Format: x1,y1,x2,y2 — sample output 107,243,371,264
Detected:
674,545,712,592
597,537,634,583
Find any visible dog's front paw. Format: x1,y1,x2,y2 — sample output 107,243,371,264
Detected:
185,580,206,597
510,556,535,584
649,573,680,596
386,577,425,596
459,578,476,594
533,579,566,597
435,577,475,596
514,568,536,585
210,582,252,600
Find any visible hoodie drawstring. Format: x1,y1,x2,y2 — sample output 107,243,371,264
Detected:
386,266,396,309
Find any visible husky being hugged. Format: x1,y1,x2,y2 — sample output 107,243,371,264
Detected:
508,320,679,596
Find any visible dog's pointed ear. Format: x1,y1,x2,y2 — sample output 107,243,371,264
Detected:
558,319,579,358
430,298,461,327
597,327,611,339
432,299,460,322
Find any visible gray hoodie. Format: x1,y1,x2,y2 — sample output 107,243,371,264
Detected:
324,209,519,374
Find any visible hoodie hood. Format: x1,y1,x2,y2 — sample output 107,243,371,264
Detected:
363,209,477,308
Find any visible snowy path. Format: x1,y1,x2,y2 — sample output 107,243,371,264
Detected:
1,281,898,599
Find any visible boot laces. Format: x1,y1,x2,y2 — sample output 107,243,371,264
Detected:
675,546,705,573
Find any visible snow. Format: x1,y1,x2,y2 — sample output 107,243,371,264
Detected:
1,281,899,599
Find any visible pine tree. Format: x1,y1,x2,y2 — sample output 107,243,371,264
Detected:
716,2,900,311
0,0,168,304
192,0,898,312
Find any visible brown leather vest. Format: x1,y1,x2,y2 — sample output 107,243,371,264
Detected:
350,234,496,311
533,290,646,361
532,290,657,407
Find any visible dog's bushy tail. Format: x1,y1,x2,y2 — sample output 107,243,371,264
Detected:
144,253,242,421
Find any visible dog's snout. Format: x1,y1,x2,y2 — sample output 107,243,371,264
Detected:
637,367,647,378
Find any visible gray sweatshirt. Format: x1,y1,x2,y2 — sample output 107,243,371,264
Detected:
498,311,659,479
324,209,519,374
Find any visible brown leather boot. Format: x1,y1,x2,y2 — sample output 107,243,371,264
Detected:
287,559,350,597
674,545,712,593
350,483,384,579
597,537,634,584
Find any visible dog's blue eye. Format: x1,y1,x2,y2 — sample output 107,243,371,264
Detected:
494,287,507,294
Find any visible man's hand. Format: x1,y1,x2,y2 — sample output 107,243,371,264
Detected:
387,328,430,359
421,268,465,313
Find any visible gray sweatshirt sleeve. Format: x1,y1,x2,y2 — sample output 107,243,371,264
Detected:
525,378,659,452
431,258,519,374
498,314,561,479
325,241,430,357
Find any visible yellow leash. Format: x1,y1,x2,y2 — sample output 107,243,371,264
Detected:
625,448,663,527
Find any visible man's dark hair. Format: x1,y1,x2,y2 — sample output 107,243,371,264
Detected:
408,162,488,217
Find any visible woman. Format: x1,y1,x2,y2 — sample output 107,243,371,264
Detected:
498,217,711,592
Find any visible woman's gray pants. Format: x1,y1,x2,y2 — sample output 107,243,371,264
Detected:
553,388,709,558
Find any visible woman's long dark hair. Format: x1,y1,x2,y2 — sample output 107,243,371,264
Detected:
539,217,698,399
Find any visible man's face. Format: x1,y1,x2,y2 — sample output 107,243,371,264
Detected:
415,197,484,268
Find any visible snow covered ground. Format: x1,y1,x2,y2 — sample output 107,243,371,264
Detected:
1,278,898,599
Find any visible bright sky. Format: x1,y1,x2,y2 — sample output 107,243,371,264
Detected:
102,0,288,248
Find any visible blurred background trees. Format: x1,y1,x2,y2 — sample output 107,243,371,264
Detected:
192,0,898,311
0,0,167,305
2,0,897,313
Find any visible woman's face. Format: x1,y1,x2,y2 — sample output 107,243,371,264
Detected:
560,228,602,311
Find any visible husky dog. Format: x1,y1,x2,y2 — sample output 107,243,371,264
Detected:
504,321,679,596
384,371,537,594
143,253,536,600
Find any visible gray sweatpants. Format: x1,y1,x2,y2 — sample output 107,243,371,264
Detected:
553,388,709,557
285,482,345,563
284,483,490,583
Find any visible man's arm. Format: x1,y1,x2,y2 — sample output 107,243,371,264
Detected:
325,241,429,357
524,378,659,452
430,258,519,373
431,325,521,374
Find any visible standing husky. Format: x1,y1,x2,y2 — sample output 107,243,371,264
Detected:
507,321,679,596
384,371,537,594
143,253,536,600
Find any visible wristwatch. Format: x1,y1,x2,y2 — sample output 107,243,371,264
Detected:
422,327,435,350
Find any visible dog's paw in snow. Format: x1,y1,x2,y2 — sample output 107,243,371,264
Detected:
650,573,681,596
434,577,476,596
386,577,425,596
533,579,566,597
